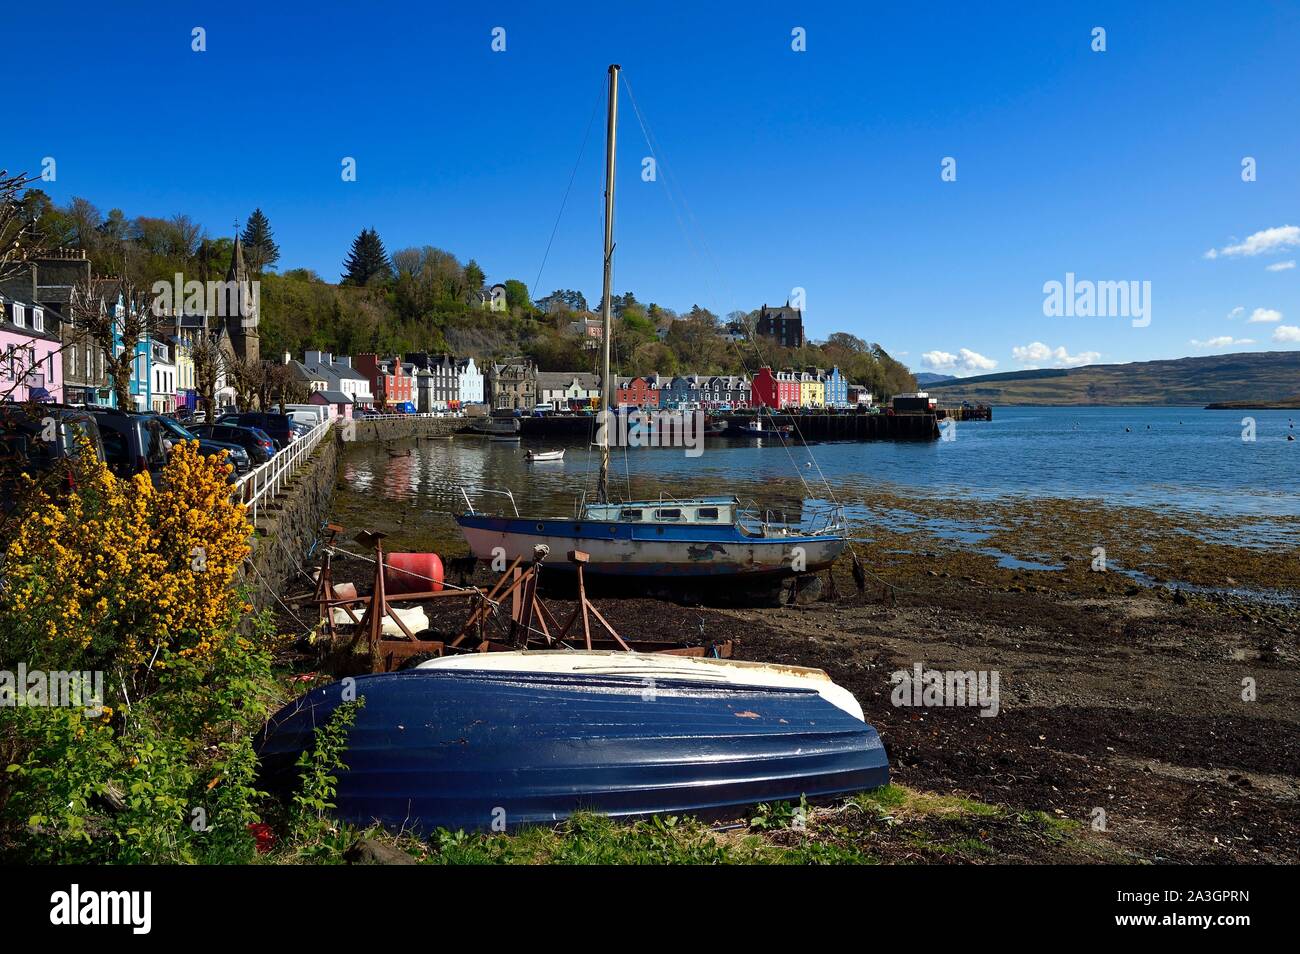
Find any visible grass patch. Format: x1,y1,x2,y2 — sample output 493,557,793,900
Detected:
269,784,1113,865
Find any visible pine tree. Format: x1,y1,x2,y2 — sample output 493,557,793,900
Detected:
341,228,392,286
463,259,485,299
240,208,280,273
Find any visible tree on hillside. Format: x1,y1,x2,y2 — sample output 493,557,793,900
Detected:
341,228,392,286
503,279,532,313
65,197,103,252
825,332,867,354
612,291,640,318
537,289,587,314
1,170,44,283
240,209,280,273
463,259,485,301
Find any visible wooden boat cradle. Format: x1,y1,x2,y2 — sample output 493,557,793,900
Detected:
308,527,734,673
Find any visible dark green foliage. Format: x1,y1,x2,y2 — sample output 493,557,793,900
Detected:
341,228,392,287
241,208,280,273
15,188,917,396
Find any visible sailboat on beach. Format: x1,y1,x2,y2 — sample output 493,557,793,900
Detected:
455,65,847,580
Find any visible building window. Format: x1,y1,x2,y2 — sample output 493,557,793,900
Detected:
13,305,25,328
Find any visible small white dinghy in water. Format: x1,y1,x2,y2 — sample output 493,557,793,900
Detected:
527,449,565,462
418,650,864,721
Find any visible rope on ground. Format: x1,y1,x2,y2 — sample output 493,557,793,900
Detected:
243,554,318,638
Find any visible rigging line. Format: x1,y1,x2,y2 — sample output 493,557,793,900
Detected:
622,76,728,316
623,74,862,557
530,77,603,301
623,75,816,501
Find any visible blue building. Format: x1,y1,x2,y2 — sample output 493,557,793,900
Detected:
822,366,848,407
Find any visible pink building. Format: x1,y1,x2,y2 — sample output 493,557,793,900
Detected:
1,295,63,403
308,390,353,421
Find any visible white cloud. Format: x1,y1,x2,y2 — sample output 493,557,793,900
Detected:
1190,336,1254,348
1273,325,1300,343
1247,308,1283,323
921,348,997,374
1266,260,1296,272
921,350,956,370
1227,306,1244,319
959,348,997,371
1011,341,1101,368
1204,224,1300,259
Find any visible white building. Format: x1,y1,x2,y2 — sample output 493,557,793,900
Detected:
536,372,600,409
457,356,484,406
303,350,373,407
149,338,177,413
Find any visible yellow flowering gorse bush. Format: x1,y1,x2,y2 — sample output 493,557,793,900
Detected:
2,440,252,669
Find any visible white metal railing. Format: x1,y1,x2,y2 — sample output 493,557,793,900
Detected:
233,418,333,524
355,411,465,421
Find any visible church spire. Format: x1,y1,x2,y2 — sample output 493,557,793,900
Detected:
223,224,259,364
228,230,248,284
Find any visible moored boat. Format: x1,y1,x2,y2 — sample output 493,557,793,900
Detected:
457,494,845,577
255,666,888,833
453,65,848,584
527,448,565,461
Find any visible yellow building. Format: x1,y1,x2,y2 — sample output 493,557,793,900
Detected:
175,340,195,411
800,371,824,408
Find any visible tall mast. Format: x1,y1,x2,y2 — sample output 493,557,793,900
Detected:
597,64,620,504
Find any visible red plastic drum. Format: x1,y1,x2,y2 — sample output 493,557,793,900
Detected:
384,552,444,595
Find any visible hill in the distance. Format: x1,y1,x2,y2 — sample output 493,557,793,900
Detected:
926,351,1300,406
914,372,955,386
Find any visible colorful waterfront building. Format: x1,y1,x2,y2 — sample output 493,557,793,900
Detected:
701,375,750,408
173,336,195,411
823,366,848,407
750,366,801,409
356,353,415,409
615,375,659,409
800,369,825,408
0,295,63,403
457,356,484,406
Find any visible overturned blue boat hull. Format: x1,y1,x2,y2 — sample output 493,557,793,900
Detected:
256,669,888,833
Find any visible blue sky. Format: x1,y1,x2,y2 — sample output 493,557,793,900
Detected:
7,1,1299,374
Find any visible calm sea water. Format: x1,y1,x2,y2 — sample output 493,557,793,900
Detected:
341,407,1299,524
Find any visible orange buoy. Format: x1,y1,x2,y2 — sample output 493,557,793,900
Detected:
384,552,444,595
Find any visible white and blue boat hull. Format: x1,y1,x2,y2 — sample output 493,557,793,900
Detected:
255,668,889,833
455,512,845,578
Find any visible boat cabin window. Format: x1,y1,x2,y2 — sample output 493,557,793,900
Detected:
697,507,719,520
620,509,643,521
655,508,682,520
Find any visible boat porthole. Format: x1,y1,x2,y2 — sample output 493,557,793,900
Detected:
609,526,617,534
536,522,545,532
574,524,582,533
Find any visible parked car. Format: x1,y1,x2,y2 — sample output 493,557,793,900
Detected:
1,404,105,514
149,416,251,477
189,423,276,465
288,420,312,439
216,412,296,450
283,404,327,427
87,408,168,482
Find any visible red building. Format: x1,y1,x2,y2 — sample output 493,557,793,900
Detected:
615,376,659,408
355,353,414,408
750,366,800,409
